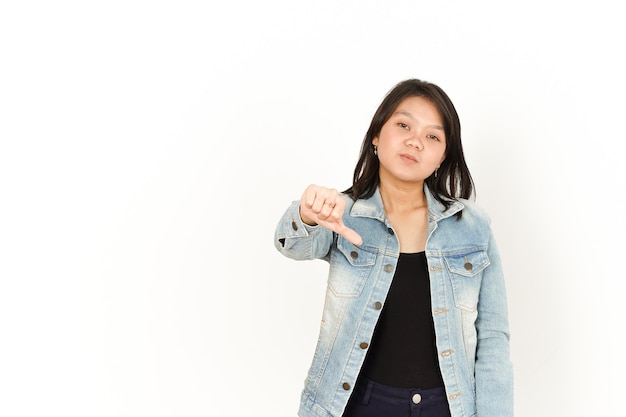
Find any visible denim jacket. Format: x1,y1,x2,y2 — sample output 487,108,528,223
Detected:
274,186,513,417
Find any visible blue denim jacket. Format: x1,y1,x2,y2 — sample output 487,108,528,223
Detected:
275,186,513,417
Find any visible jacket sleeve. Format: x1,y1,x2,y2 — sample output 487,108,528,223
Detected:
475,229,514,416
274,200,334,261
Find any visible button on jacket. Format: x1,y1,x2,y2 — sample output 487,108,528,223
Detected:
275,186,513,417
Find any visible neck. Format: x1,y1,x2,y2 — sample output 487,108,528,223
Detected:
379,180,426,214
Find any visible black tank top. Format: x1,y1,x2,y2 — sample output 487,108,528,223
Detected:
360,251,445,389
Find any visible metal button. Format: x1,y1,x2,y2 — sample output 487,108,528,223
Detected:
359,342,368,349
384,264,393,273
412,393,422,404
350,250,358,259
291,221,298,231
387,227,394,235
374,301,382,310
464,262,473,271
342,382,351,390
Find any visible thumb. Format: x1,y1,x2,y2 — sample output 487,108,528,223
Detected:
337,224,363,246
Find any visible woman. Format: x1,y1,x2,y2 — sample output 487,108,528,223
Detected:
274,79,513,417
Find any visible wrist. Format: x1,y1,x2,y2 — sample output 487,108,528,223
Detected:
299,206,318,226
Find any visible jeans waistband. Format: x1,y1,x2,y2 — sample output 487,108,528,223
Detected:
354,377,447,407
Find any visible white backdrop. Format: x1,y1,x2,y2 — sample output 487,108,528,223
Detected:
1,1,624,416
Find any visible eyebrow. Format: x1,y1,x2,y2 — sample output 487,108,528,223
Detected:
393,111,444,131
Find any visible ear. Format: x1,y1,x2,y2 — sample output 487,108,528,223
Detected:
372,137,379,147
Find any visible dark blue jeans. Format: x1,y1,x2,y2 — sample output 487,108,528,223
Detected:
342,377,451,417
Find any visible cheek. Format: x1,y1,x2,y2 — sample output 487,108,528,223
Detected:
429,148,446,166
436,144,447,160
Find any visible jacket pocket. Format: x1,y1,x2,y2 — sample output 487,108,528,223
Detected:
328,236,377,297
443,249,490,311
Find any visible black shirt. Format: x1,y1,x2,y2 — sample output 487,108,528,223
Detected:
360,251,445,389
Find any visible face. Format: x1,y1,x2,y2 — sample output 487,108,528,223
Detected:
372,96,446,185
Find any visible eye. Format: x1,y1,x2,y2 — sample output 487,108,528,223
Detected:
398,122,409,129
427,134,440,141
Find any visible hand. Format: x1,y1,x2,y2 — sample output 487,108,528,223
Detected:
299,184,363,246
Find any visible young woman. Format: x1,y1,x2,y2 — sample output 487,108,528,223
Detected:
274,79,513,417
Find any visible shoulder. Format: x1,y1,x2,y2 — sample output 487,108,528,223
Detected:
458,198,491,225
436,198,493,242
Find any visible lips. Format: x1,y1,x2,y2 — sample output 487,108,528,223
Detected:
400,153,418,163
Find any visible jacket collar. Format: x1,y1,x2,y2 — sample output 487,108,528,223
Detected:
350,184,464,222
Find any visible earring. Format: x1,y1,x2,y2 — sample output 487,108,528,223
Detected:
373,145,378,156
434,168,438,178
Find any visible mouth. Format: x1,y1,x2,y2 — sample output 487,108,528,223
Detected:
400,153,418,163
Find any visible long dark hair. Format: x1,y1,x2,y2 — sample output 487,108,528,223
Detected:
343,79,474,215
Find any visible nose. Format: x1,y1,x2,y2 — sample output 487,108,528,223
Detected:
406,135,423,150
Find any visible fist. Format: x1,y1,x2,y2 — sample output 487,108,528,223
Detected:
299,184,363,246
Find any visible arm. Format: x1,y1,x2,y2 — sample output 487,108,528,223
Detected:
274,185,363,261
274,200,335,261
474,230,514,416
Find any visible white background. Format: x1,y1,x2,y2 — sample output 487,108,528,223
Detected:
1,1,624,416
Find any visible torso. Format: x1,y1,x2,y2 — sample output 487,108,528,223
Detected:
359,251,444,388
